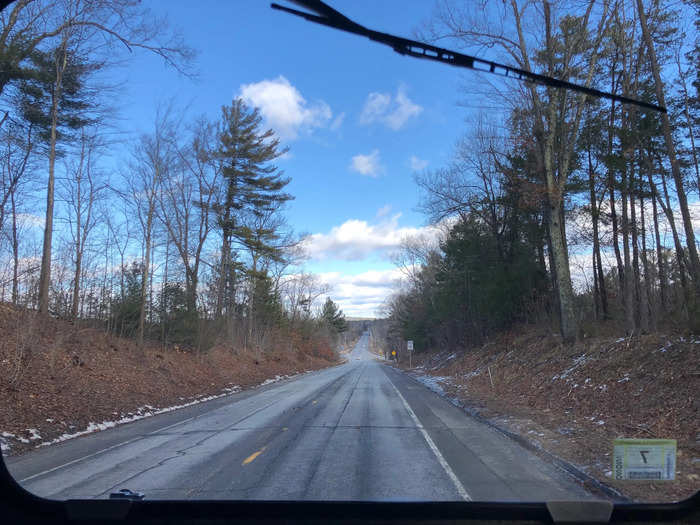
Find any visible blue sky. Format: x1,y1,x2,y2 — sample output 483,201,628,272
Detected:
104,0,479,317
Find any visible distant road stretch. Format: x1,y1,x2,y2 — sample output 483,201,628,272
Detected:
6,333,592,501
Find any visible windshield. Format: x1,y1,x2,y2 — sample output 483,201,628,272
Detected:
0,0,698,505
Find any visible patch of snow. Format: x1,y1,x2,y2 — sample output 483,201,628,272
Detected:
615,337,625,343
35,384,242,449
414,374,450,395
259,375,289,387
45,418,54,423
617,374,631,383
1,431,29,445
26,428,42,440
596,420,605,425
552,354,589,381
597,384,608,392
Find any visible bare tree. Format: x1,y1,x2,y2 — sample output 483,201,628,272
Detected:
157,116,219,313
124,106,175,348
59,128,104,320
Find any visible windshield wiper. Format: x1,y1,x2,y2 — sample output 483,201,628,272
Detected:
270,0,666,113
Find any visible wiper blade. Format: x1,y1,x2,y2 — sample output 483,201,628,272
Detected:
271,0,666,113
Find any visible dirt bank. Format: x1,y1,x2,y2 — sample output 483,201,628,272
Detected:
0,304,339,455
390,326,699,503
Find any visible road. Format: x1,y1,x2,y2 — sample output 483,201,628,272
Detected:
5,333,592,501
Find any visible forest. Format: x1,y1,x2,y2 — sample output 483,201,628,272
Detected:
384,0,699,353
0,0,349,358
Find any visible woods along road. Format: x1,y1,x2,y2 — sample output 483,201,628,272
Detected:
6,333,593,501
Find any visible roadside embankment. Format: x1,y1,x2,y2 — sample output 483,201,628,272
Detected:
390,327,699,502
0,304,339,455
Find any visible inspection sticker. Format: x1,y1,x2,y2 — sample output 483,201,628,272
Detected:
613,439,676,480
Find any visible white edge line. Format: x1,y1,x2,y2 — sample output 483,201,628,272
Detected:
388,377,472,501
18,416,197,483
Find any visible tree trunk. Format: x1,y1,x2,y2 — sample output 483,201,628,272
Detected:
608,160,625,294
543,205,559,319
38,45,68,315
630,163,647,332
621,160,636,334
161,239,169,344
656,166,690,307
138,208,153,348
548,189,577,343
71,249,82,320
588,148,608,319
11,188,18,305
647,160,667,313
71,171,83,321
639,173,654,331
216,233,230,319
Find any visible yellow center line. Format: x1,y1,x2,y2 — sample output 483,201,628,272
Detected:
242,446,266,465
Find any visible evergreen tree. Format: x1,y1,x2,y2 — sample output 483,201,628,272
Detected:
211,98,292,318
16,43,100,315
322,297,348,333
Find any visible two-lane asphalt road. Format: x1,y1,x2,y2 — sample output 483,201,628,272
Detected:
5,333,592,501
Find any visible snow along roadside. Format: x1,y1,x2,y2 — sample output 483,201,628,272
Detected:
1,372,305,453
392,365,626,501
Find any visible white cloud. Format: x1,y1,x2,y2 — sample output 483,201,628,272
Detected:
359,92,391,125
330,112,345,131
359,86,422,130
409,155,428,171
350,149,382,177
303,213,441,262
239,76,332,140
376,204,392,218
318,269,404,318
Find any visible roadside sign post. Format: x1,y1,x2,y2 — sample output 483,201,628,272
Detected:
407,340,413,368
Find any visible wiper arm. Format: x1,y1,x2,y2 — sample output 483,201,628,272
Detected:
270,0,666,113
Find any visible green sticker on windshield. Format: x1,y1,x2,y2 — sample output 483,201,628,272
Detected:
613,439,676,480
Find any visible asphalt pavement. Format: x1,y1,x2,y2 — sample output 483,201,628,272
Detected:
5,333,592,501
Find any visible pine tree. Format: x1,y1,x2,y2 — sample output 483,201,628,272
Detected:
17,43,99,315
322,297,348,333
212,98,292,318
